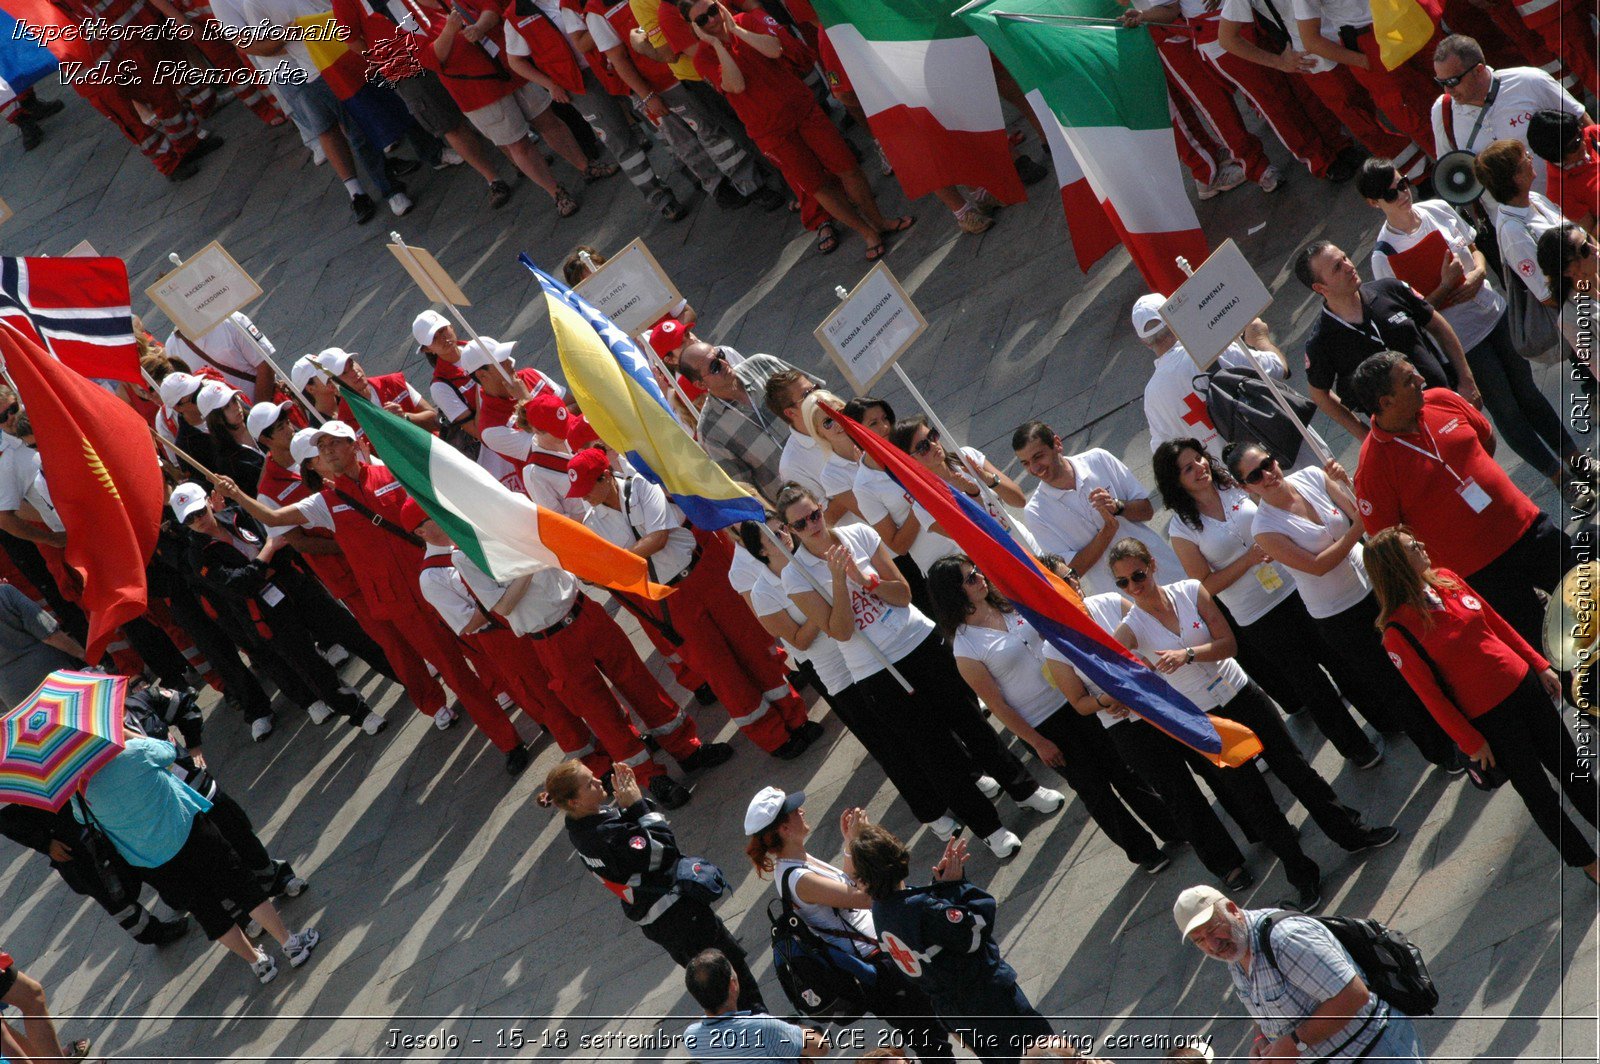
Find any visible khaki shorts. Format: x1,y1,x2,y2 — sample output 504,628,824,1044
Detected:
464,83,553,147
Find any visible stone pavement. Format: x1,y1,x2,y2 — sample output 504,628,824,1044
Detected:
0,81,1596,1063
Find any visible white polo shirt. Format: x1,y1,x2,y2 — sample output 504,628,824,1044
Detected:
779,430,830,500
1022,449,1182,596
1370,199,1506,351
163,313,273,397
582,474,697,583
454,550,580,635
1290,0,1372,37
1430,67,1584,195
1144,340,1286,458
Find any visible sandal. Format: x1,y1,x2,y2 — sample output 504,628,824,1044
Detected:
553,185,579,217
1223,866,1254,893
582,160,619,182
864,239,887,261
884,214,917,235
815,221,840,255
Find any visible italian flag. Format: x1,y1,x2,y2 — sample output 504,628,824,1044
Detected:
808,0,1025,205
961,0,1208,294
339,385,669,599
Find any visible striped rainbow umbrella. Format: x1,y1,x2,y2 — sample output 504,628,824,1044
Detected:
0,670,127,811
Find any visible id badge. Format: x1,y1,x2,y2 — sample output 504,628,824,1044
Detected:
1457,477,1492,513
261,584,286,608
1203,671,1237,703
1254,565,1284,593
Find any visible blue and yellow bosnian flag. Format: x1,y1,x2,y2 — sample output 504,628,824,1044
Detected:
521,257,765,530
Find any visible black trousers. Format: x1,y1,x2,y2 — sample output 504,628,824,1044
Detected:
1312,593,1459,766
257,600,371,724
204,788,274,879
940,981,1054,1064
162,588,272,721
0,530,87,642
861,633,1038,837
1468,514,1575,650
861,955,955,1060
1032,703,1177,863
1210,682,1368,850
1232,594,1379,762
1471,674,1600,868
891,553,933,616
641,899,765,1013
1108,716,1321,892
825,680,947,822
138,813,268,940
279,568,396,681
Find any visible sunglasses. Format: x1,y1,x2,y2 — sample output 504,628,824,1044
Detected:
1433,61,1480,88
693,8,716,25
1573,239,1596,262
962,569,985,587
1242,455,1278,485
0,402,17,420
788,508,823,531
706,351,730,377
1114,569,1149,590
1377,176,1408,202
911,428,941,457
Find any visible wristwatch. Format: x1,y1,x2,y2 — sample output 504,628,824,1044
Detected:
1184,647,1196,665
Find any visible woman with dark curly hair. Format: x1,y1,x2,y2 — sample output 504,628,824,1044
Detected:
1153,438,1381,768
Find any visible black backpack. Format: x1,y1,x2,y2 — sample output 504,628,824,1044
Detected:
767,867,877,1025
1194,366,1318,469
1257,913,1439,1018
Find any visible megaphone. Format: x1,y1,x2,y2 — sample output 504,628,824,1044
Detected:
1434,150,1483,205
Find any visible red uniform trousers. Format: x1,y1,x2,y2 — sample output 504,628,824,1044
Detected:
169,0,289,125
1168,76,1232,185
648,555,808,754
1346,25,1441,160
529,596,705,784
460,626,608,773
1518,2,1600,97
1152,27,1271,182
75,78,197,177
1199,31,1351,177
1301,65,1428,178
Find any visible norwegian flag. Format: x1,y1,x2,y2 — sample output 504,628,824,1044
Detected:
0,257,141,384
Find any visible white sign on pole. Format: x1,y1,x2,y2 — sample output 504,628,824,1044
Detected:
1159,239,1272,370
573,238,682,337
145,241,262,339
814,261,927,394
65,240,101,257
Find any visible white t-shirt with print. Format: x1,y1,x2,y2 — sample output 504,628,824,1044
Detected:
1370,199,1506,350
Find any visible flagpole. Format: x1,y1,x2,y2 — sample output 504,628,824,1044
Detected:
149,427,219,482
388,231,523,395
1173,256,1332,466
758,523,914,693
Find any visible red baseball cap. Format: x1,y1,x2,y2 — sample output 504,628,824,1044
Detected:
524,392,570,437
565,448,610,498
565,413,600,449
647,318,686,358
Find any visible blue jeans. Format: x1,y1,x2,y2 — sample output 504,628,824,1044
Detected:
1367,1011,1426,1062
1466,313,1574,478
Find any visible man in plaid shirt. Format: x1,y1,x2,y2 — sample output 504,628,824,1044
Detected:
1176,886,1428,1063
678,344,822,504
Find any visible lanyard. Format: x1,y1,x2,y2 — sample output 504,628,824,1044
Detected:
1321,303,1384,348
1462,76,1502,152
1387,423,1468,486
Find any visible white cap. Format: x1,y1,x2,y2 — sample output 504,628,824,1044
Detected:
246,401,291,441
289,427,321,468
459,336,515,376
743,786,804,836
1131,293,1169,340
158,372,202,410
413,309,450,347
169,482,209,524
311,419,359,445
1173,884,1228,940
312,347,356,377
196,381,240,418
289,354,326,394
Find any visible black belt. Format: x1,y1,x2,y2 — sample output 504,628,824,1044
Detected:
1337,24,1374,51
662,544,703,587
527,597,584,640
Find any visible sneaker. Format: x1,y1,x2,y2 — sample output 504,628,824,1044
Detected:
1442,753,1468,776
283,928,321,968
955,205,994,234
967,187,1002,213
385,156,421,179
250,716,274,742
659,193,690,222
496,692,516,712
487,179,513,209
350,193,376,224
1013,154,1049,186
321,643,350,668
679,741,735,773
1353,738,1386,770
794,720,825,746
693,683,718,706
433,705,459,730
1277,885,1323,915
1018,786,1066,815
928,814,960,841
1224,866,1254,893
360,711,388,736
137,916,190,947
188,133,226,162
434,146,464,169
245,917,263,939
311,143,326,166
1197,161,1246,200
251,949,278,984
771,733,808,760
1347,825,1400,854
306,700,334,726
982,827,1022,859
750,186,787,212
1141,852,1172,876
1258,164,1283,193
270,862,308,898
975,775,1001,798
505,743,531,777
388,190,415,217
166,156,200,183
713,180,751,209
648,774,693,809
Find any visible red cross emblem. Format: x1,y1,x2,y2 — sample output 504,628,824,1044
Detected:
1230,501,1243,512
1192,622,1202,630
946,908,964,923
628,836,646,850
881,931,924,977
1181,393,1215,431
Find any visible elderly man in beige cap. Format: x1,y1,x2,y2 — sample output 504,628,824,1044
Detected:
1174,886,1427,1063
